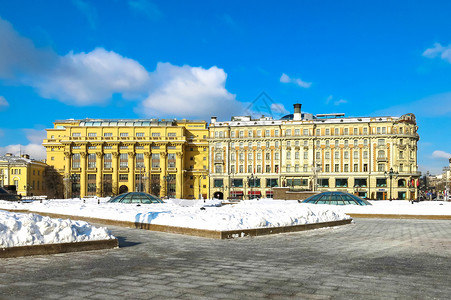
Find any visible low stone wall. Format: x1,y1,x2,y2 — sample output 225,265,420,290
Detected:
1,239,118,258
273,187,318,200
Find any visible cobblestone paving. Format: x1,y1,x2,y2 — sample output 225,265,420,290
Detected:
1,218,451,299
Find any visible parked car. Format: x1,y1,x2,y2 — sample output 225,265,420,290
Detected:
0,187,21,201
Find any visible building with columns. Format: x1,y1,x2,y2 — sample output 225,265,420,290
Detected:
43,119,209,199
209,104,421,200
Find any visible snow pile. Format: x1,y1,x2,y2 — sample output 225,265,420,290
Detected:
341,200,451,215
0,198,350,231
0,210,115,248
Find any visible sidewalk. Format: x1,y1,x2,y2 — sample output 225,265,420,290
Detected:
1,218,451,299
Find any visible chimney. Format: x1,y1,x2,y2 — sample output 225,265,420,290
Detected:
293,103,302,121
210,116,217,124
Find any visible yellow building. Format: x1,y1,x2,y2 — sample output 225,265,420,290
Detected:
0,153,47,197
43,119,209,199
209,104,420,200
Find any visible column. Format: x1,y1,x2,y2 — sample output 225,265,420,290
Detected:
176,152,183,199
80,152,87,198
64,152,71,198
128,152,135,192
160,152,167,197
112,152,119,195
96,152,103,196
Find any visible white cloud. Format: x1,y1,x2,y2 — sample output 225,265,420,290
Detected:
0,17,150,106
24,129,47,145
73,0,98,29
271,103,289,115
0,144,46,160
423,43,451,63
137,63,242,120
432,150,451,160
128,0,162,20
35,48,151,105
0,96,9,110
325,95,348,106
279,73,312,88
374,92,451,117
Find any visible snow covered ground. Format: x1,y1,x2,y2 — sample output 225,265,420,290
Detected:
0,210,115,248
0,198,350,232
340,199,451,215
2,198,448,248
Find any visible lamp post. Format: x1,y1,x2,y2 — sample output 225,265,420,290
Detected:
247,173,258,200
384,167,399,201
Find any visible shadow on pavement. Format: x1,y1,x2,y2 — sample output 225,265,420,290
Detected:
116,236,141,248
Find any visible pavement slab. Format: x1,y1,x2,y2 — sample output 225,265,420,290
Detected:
0,218,451,299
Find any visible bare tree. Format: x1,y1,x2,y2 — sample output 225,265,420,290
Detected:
44,166,64,199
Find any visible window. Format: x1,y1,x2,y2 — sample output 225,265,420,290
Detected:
303,164,308,172
248,130,253,137
344,128,349,135
376,178,387,187
344,164,349,172
104,132,112,137
377,163,385,172
88,153,96,168
316,152,321,160
363,151,368,159
363,128,368,134
304,152,308,159
325,164,330,172
325,129,330,135
335,140,339,147
382,127,386,134
266,152,270,160
120,146,128,150
104,153,112,168
344,140,349,147
257,130,262,137
239,165,244,173
354,178,367,187
136,153,145,168
295,151,300,159
286,164,291,172
295,129,300,136
214,179,223,187
377,150,385,159
104,146,112,149
354,151,358,159
287,151,291,160
248,152,252,161
231,165,236,173
72,153,80,168
275,152,279,160
239,153,244,161
266,165,271,173
335,152,339,159
334,164,339,172
378,139,385,146
316,129,320,136
231,153,236,161
318,178,329,187
119,174,128,181
257,153,262,160
303,129,309,136
275,130,279,136
336,178,348,187
88,132,97,137
232,179,243,187
286,129,292,136
325,152,330,159
72,132,81,137
120,133,128,137
215,165,223,173
334,128,339,135
363,164,368,172
265,130,270,137
239,131,244,138
137,132,145,137
354,164,358,172
257,165,262,173
152,153,160,168
354,128,358,135
399,151,404,159
266,178,278,187
326,140,330,147
120,153,128,168
344,151,349,159
295,164,300,172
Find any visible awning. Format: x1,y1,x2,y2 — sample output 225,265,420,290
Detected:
230,191,243,196
248,191,261,195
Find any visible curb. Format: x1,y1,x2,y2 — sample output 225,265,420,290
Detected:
3,209,353,239
1,239,119,258
347,213,451,220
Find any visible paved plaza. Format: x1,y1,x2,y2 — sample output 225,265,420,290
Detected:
1,218,451,299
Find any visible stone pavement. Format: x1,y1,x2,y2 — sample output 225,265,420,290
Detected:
1,218,451,299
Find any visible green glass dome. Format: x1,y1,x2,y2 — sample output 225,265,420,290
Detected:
302,192,372,206
108,192,164,204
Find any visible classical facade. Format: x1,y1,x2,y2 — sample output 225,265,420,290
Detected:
43,119,209,199
0,153,47,196
209,104,420,200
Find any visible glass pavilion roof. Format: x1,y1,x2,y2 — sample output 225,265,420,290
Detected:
108,192,164,204
302,192,372,206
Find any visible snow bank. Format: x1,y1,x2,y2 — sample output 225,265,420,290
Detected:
0,210,115,248
0,198,350,231
341,200,451,215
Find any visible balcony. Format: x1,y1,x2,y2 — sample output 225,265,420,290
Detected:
377,156,387,162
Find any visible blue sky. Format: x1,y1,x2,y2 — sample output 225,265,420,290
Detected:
0,0,450,174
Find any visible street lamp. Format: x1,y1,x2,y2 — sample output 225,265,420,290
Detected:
384,167,399,201
247,173,258,200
